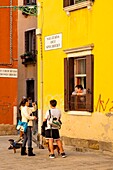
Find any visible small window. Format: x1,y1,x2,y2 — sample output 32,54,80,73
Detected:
63,0,94,11
64,0,92,7
64,55,94,112
24,0,36,5
25,29,36,53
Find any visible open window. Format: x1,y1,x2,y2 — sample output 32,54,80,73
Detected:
64,54,94,112
24,0,36,5
63,0,94,12
25,29,36,53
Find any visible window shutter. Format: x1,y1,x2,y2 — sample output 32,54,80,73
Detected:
86,54,94,112
25,32,29,52
63,0,69,7
70,0,74,5
24,0,27,5
68,58,74,100
64,58,74,111
33,30,36,52
64,58,69,111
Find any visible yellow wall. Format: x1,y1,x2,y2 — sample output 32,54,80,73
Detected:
37,0,113,142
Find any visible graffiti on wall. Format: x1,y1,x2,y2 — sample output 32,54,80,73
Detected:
95,94,113,112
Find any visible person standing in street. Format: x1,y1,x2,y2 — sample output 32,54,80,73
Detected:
21,98,37,156
43,99,66,158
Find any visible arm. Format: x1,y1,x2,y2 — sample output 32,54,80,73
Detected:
23,107,36,121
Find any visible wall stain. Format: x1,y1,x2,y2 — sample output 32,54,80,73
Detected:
0,96,12,114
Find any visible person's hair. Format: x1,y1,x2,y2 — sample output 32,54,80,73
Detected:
75,84,83,90
50,99,57,107
21,98,28,106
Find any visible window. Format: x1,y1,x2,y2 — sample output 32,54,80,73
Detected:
63,0,94,11
25,29,36,54
64,54,94,112
24,0,36,5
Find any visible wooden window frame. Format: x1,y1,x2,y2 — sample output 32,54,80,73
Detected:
25,29,36,54
64,54,94,112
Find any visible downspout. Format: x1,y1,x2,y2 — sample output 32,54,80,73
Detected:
37,2,44,148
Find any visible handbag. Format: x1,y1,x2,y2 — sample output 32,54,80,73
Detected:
49,110,62,129
17,120,28,133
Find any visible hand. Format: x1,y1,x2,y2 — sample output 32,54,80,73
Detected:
32,102,36,106
34,116,37,120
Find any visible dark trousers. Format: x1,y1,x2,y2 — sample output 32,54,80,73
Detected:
22,126,32,148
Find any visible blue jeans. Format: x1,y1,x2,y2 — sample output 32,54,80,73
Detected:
22,126,32,148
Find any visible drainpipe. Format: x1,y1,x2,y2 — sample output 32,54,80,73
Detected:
39,34,43,147
37,2,44,148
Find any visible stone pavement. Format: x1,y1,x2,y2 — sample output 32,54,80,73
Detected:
1,135,113,170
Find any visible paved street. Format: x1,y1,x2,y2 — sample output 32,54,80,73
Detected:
0,135,113,170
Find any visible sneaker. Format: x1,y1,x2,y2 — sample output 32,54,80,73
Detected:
61,152,66,158
49,154,55,159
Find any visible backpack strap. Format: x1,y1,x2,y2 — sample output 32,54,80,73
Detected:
49,109,52,137
49,109,51,119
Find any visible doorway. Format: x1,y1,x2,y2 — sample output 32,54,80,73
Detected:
26,79,34,102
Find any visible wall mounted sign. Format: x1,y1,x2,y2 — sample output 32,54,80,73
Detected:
0,68,18,78
45,33,62,51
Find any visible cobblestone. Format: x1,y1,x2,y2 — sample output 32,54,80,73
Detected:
0,135,113,170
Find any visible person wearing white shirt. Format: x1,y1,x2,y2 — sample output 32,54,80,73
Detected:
21,98,37,156
72,84,86,96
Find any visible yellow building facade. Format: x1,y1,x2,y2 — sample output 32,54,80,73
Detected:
37,0,113,152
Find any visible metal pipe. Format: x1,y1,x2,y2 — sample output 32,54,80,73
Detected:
39,35,43,147
37,2,44,148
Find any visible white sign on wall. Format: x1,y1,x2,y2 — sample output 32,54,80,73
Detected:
0,68,18,78
45,33,62,51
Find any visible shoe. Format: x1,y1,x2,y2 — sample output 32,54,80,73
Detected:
49,154,55,159
28,147,35,156
61,152,66,158
21,147,27,156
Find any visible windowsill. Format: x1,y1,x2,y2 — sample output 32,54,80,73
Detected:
63,1,93,12
68,111,92,116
